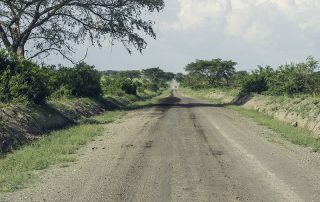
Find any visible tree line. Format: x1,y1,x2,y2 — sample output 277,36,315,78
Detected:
0,1,169,106
179,56,320,96
101,67,174,98
0,51,173,105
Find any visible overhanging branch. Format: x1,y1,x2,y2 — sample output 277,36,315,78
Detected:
0,23,11,48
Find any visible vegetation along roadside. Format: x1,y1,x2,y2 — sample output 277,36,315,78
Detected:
178,56,320,152
0,50,174,192
0,88,171,192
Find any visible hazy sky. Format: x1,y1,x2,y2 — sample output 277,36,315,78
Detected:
45,0,320,73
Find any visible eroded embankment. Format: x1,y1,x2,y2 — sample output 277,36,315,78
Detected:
183,88,320,136
0,96,134,153
240,95,320,136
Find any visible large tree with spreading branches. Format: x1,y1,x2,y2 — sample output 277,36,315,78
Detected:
0,0,164,61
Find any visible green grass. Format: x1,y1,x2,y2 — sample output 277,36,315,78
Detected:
0,111,126,192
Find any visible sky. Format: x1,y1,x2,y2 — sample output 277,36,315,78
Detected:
45,0,320,73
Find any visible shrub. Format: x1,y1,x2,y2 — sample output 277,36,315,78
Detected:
48,62,102,98
267,57,319,95
120,79,137,95
240,66,274,95
72,62,102,97
0,51,49,104
145,83,159,92
100,76,137,96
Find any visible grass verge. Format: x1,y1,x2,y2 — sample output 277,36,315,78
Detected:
0,111,126,192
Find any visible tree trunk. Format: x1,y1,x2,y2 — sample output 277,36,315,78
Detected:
16,46,25,58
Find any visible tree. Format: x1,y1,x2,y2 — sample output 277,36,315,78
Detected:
230,70,248,87
185,59,237,87
175,73,184,82
118,70,141,80
0,0,165,60
142,67,165,83
163,72,175,81
180,73,205,89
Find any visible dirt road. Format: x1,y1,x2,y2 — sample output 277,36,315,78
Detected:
2,90,320,202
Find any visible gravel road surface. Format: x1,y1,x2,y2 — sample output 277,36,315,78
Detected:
2,90,320,202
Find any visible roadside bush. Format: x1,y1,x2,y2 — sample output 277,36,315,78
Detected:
100,76,137,96
100,76,120,95
50,86,73,99
72,62,102,97
240,66,274,95
0,49,171,104
48,62,102,98
0,51,49,104
229,71,249,88
267,57,319,95
145,83,159,92
120,79,137,95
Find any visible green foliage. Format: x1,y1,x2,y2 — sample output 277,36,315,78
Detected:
100,67,173,98
100,76,138,96
0,1,164,58
175,73,184,82
183,58,237,88
267,57,319,95
118,70,142,79
0,51,103,104
240,57,320,96
0,51,49,104
182,56,320,97
240,66,274,95
144,82,160,92
0,50,173,105
142,67,173,88
229,71,249,88
142,67,164,83
47,62,102,99
121,79,138,95
71,62,102,97
180,73,206,89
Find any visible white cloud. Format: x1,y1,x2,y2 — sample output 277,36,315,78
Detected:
170,0,228,29
169,0,320,44
47,0,320,73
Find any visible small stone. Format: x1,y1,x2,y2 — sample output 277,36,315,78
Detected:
292,122,298,127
